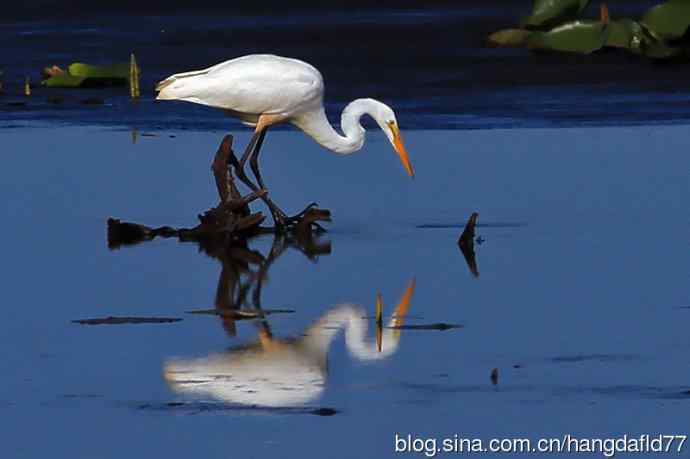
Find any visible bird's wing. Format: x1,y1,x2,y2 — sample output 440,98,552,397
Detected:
156,55,324,116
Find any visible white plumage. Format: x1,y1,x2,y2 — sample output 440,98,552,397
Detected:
156,54,413,226
157,55,323,126
164,280,415,407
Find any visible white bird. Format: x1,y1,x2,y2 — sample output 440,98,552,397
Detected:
156,54,414,227
164,280,415,407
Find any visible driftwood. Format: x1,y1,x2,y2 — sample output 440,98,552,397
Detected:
107,134,332,337
390,323,463,331
73,316,182,325
137,401,338,416
108,134,330,250
458,211,479,278
106,223,330,337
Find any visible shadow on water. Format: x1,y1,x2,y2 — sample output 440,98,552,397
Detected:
457,211,480,278
181,230,331,338
400,381,690,401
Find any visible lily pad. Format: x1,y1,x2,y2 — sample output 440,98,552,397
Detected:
522,0,591,29
605,19,682,59
605,19,645,49
528,20,609,54
641,0,690,41
42,73,87,88
640,37,682,59
68,62,129,79
488,29,534,47
42,62,130,88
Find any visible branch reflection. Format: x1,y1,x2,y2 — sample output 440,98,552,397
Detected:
164,280,415,407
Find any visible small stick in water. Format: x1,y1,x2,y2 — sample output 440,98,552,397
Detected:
375,293,383,326
73,316,182,325
458,212,480,278
458,212,478,245
130,53,141,99
600,3,610,25
24,76,31,96
376,293,383,352
490,368,499,385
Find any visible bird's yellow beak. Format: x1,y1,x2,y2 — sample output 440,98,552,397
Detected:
392,278,416,339
388,122,414,178
392,278,416,328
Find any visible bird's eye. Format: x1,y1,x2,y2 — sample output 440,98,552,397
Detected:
387,120,396,127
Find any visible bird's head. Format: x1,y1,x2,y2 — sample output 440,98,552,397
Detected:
374,105,414,178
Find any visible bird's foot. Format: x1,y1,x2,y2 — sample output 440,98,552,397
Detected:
288,202,319,222
271,202,324,232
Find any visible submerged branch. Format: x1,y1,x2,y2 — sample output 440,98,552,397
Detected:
73,316,182,325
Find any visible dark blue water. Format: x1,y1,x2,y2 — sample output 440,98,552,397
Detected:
1,124,688,458
2,4,690,457
3,3,690,131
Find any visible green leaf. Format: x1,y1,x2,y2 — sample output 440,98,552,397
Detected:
527,20,609,54
640,36,682,59
605,19,645,49
68,62,129,79
42,74,87,88
488,29,534,47
521,0,591,29
604,19,682,59
641,0,690,41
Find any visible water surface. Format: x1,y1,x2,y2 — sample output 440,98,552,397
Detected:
3,3,690,130
1,124,688,458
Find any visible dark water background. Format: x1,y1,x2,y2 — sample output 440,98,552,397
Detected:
3,0,690,130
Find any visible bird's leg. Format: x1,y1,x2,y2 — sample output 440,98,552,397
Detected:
234,128,290,228
247,132,322,227
249,127,268,191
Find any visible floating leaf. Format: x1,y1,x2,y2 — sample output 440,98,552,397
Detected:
528,20,609,54
605,19,682,59
42,73,87,88
488,29,534,47
68,62,129,79
605,19,645,49
42,62,130,88
641,0,690,41
640,37,682,59
522,0,591,29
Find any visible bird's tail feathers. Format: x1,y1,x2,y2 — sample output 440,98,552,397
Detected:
155,68,210,99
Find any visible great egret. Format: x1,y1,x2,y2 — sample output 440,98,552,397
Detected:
156,54,414,227
164,280,415,407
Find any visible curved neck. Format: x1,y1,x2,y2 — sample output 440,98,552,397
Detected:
300,303,404,360
292,98,386,155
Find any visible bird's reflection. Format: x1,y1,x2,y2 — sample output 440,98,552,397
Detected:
108,219,417,409
164,280,415,407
